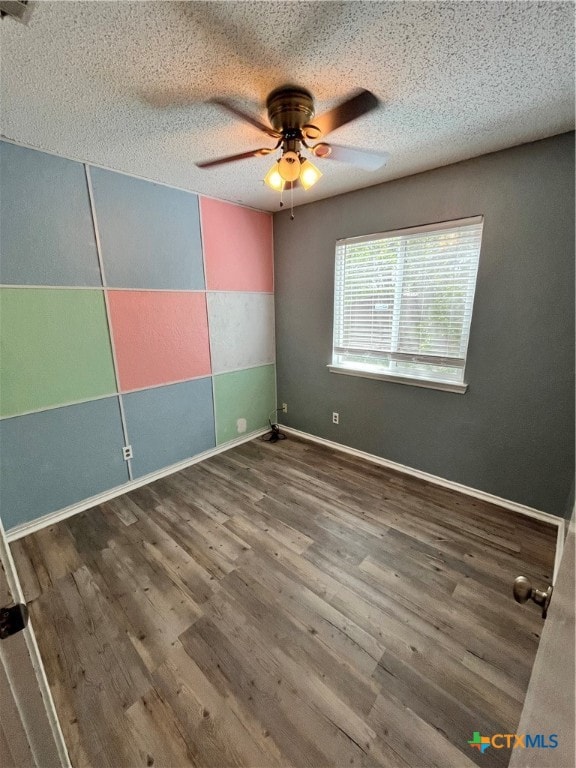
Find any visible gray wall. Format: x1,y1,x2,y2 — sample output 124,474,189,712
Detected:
274,133,575,516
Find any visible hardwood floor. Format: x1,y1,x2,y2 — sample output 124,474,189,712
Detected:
11,436,556,768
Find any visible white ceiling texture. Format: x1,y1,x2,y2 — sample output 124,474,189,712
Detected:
1,1,574,212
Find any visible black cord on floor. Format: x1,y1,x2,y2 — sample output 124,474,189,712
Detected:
261,409,287,443
261,423,287,443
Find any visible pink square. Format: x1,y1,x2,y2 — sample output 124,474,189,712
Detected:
107,291,211,391
200,197,273,292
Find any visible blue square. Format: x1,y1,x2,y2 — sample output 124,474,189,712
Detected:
89,167,205,289
0,398,129,531
123,378,215,478
0,142,101,286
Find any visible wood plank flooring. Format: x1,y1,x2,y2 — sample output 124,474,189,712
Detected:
11,436,557,768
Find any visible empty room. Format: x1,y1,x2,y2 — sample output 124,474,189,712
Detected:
0,2,574,767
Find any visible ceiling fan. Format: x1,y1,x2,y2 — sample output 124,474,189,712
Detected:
196,86,390,201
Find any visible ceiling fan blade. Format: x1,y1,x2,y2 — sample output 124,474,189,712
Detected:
196,148,273,169
210,99,281,138
309,90,379,138
322,144,390,171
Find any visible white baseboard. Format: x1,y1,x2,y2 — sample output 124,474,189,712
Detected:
8,422,565,587
279,425,566,584
6,427,269,542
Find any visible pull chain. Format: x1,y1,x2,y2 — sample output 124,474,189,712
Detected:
290,182,294,220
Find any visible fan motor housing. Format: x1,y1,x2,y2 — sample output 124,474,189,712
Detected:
266,86,315,133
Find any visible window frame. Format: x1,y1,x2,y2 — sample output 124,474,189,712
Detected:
328,216,484,394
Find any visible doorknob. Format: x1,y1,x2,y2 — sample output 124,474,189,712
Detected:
513,576,553,619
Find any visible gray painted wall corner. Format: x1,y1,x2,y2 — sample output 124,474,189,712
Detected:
274,133,575,516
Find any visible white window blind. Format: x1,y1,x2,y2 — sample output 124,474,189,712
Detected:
332,216,483,387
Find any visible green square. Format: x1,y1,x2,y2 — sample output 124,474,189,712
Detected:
213,364,276,445
0,288,117,417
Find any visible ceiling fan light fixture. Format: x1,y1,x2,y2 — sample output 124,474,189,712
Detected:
278,151,301,182
196,86,384,210
299,158,322,190
264,162,285,191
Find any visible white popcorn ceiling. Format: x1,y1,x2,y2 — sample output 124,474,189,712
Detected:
1,1,574,212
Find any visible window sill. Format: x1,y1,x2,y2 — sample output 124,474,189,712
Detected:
327,365,469,394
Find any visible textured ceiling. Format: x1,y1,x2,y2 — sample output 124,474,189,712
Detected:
1,1,574,212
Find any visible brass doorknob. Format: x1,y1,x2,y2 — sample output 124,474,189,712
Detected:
513,576,553,619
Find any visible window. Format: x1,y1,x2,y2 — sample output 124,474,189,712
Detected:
330,216,483,393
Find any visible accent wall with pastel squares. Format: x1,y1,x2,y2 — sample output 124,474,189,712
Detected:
0,141,276,532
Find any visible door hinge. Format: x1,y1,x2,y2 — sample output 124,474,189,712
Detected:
0,603,29,639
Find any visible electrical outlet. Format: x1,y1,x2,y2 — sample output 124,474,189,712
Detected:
332,412,339,424
282,403,288,413
122,445,133,460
